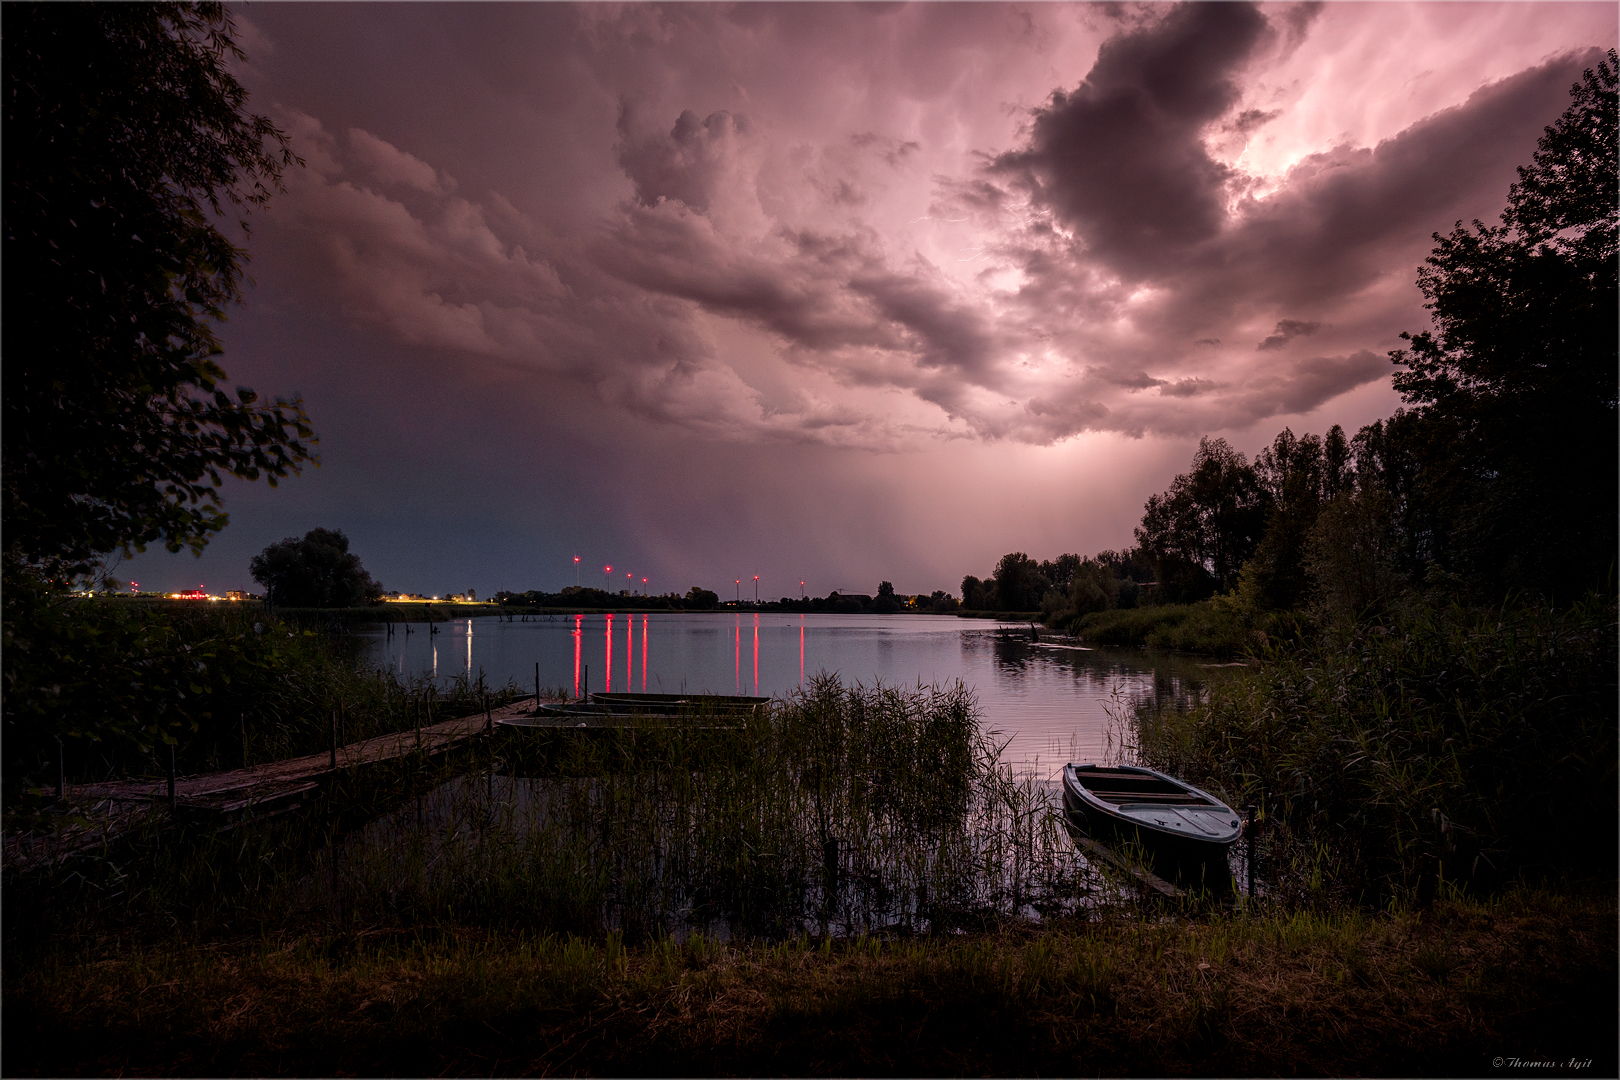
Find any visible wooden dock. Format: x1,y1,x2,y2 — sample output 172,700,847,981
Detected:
5,697,543,874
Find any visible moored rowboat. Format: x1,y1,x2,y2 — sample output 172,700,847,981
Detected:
1062,763,1241,888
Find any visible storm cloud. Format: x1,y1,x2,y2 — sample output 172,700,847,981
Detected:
118,2,1615,595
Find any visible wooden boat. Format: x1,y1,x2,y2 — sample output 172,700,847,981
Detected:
1062,763,1240,887
590,692,769,718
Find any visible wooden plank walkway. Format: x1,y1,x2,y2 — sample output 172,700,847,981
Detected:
5,697,543,874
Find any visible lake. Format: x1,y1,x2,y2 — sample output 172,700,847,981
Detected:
358,611,1221,778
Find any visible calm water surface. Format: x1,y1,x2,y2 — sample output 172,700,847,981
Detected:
358,612,1222,777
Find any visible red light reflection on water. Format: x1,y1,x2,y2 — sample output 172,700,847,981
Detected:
625,610,632,690
799,616,805,685
572,614,583,698
605,614,614,692
641,615,648,692
752,614,759,693
734,618,741,694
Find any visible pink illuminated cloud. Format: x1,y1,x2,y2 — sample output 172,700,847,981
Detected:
243,2,1611,452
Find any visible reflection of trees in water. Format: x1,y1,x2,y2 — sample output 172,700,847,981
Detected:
969,632,1210,706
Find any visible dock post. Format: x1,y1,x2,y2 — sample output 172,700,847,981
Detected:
535,662,540,710
485,693,492,734
1244,805,1257,899
330,710,338,770
167,744,177,811
241,712,248,769
56,736,64,800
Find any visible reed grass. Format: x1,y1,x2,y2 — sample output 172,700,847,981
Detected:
1058,600,1252,655
1129,594,1618,902
4,599,522,796
308,678,1097,942
7,677,1114,954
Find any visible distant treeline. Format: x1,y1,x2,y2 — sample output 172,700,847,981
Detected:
495,582,962,616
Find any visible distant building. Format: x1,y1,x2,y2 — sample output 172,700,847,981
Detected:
225,590,247,601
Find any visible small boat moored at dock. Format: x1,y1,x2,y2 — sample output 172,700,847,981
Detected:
1062,763,1241,890
590,692,769,717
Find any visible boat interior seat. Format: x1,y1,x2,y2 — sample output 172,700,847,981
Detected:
1090,791,1214,806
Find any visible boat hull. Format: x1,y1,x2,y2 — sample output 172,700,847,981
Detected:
1062,764,1240,890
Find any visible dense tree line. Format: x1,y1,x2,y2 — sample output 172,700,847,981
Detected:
974,53,1616,627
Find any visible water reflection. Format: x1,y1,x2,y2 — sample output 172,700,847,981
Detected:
360,612,1231,775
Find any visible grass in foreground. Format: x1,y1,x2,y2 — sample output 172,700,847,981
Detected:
5,886,1612,1077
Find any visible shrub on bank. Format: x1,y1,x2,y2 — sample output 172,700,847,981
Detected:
2,587,511,797
1056,599,1253,656
1134,594,1618,900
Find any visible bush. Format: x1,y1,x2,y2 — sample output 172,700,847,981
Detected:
1135,595,1618,899
1058,600,1252,656
2,579,510,796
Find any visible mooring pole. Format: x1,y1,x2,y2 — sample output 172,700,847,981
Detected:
535,662,540,709
1245,805,1257,899
330,710,338,770
167,744,177,811
485,693,493,734
241,712,249,769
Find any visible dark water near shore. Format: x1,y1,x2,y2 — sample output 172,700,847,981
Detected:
359,612,1225,777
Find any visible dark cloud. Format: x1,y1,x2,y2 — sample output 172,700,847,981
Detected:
1158,377,1219,397
617,106,752,213
1256,318,1323,350
1238,350,1387,417
991,2,1269,278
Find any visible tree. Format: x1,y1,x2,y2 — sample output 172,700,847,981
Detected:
961,574,996,611
991,552,1047,612
874,580,900,614
684,586,719,610
1244,426,1348,611
1389,50,1617,599
3,3,313,579
249,529,384,608
1134,437,1270,597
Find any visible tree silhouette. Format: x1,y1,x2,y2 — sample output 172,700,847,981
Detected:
3,3,313,578
249,529,384,608
1135,437,1270,597
1390,50,1617,598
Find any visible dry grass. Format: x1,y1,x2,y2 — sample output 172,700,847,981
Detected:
7,886,1612,1077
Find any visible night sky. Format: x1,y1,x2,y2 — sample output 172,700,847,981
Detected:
121,2,1616,600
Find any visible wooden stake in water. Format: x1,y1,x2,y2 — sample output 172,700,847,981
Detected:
1245,805,1257,898
167,744,177,811
535,662,540,711
329,710,338,770
484,693,492,734
241,712,248,769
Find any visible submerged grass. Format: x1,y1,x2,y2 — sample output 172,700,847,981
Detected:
7,885,1612,1076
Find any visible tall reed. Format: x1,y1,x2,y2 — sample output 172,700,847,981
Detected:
8,678,1117,953
1131,594,1617,902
